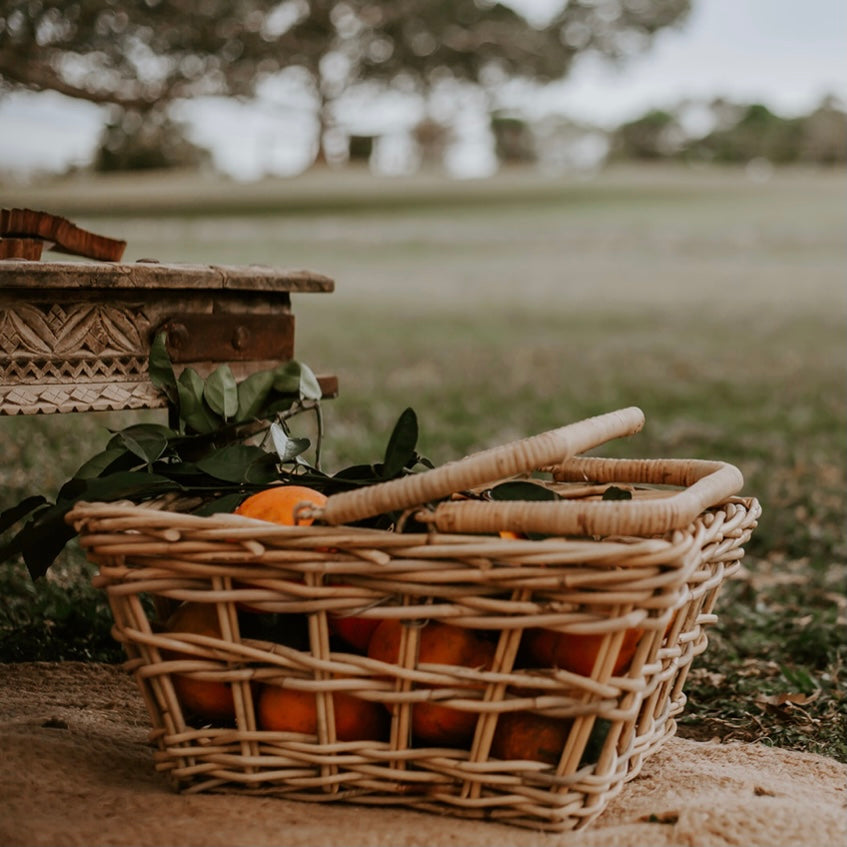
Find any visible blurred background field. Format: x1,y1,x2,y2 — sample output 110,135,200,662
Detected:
1,164,845,759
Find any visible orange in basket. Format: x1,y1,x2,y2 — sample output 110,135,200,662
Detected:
329,614,382,652
367,619,496,746
163,602,236,721
523,626,643,677
235,484,327,525
257,685,388,741
233,484,328,613
491,711,573,765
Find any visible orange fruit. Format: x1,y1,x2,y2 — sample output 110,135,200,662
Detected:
523,626,643,677
367,619,496,746
233,484,328,613
491,711,573,765
329,614,382,653
257,685,387,741
164,602,235,721
234,484,327,525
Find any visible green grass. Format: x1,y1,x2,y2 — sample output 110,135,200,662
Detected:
1,164,844,758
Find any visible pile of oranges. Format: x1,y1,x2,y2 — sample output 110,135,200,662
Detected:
161,484,644,764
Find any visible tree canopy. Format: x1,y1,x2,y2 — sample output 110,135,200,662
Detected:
1,1,692,106
0,1,692,166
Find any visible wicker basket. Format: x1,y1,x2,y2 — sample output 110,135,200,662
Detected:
68,408,760,832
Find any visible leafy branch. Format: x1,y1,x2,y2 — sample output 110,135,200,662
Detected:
0,334,429,580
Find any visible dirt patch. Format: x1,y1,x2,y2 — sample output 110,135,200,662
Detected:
2,662,845,847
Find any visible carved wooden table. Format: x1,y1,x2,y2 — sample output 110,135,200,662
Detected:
0,260,336,416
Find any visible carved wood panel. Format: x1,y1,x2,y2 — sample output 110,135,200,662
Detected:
0,300,159,414
0,260,335,415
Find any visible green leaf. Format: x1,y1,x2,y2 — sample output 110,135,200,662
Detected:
204,364,239,420
236,369,274,421
74,447,136,479
122,422,177,440
297,361,322,402
149,460,204,482
602,485,633,501
64,471,182,504
177,368,221,434
8,470,179,579
108,424,173,466
195,444,272,483
332,463,381,486
148,331,178,405
18,510,77,581
382,407,418,479
489,481,560,501
271,360,303,395
191,492,248,517
244,453,283,484
270,422,311,463
0,495,47,535
271,360,321,402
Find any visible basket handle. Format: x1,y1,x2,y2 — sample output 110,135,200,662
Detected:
318,407,645,526
423,457,744,537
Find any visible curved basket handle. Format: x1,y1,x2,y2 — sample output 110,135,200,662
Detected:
423,457,744,537
318,407,645,526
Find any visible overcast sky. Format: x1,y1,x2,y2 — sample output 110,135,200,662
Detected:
0,0,843,180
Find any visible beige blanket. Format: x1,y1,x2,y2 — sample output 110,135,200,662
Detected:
2,663,844,847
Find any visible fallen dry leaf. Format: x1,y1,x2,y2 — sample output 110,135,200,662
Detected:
756,689,821,708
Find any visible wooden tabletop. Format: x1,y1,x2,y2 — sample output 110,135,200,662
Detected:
0,259,335,293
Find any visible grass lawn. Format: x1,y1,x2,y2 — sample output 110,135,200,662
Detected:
1,164,845,760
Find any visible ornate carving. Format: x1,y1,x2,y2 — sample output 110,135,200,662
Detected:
0,302,150,360
2,355,150,383
0,301,158,415
0,381,166,416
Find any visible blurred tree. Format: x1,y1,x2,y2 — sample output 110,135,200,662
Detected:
608,96,847,167
93,110,213,172
490,113,536,164
706,97,747,133
609,108,685,160
796,96,847,165
689,103,804,164
0,0,692,169
412,117,452,167
532,114,609,172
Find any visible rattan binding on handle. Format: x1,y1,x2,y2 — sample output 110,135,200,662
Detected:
317,406,646,526
426,457,744,537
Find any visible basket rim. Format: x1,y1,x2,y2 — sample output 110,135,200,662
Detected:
67,495,756,551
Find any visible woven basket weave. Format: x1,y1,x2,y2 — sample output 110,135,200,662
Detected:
68,407,760,832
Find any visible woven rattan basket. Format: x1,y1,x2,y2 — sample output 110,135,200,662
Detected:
68,408,760,832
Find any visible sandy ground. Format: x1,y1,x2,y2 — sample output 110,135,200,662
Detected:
2,662,845,847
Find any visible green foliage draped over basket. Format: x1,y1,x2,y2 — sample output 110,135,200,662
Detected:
0,333,431,580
